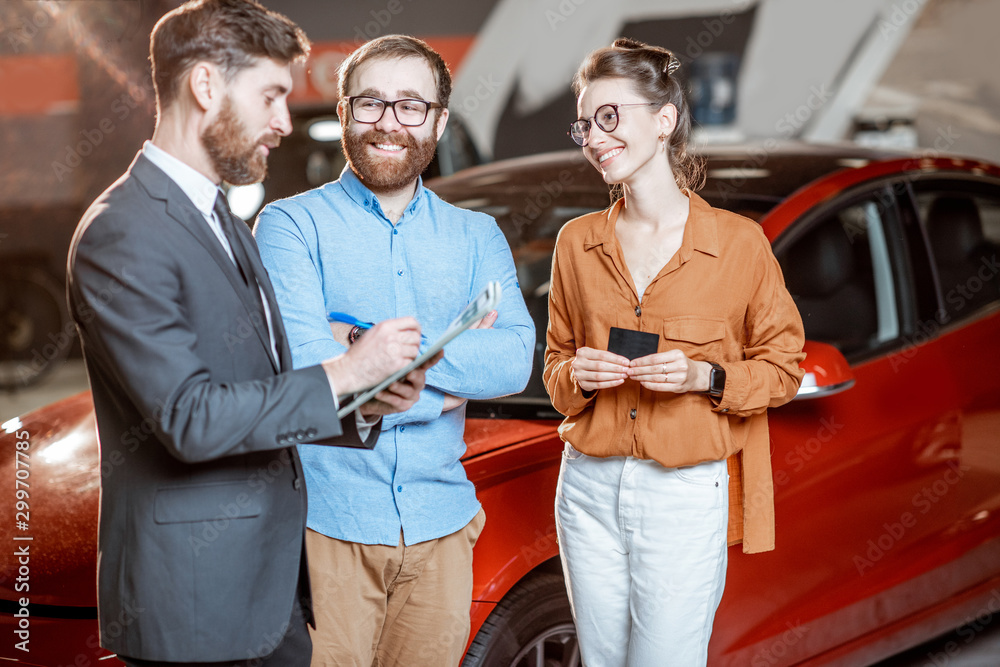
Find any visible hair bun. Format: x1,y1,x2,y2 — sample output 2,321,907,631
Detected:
664,53,681,75
611,37,646,50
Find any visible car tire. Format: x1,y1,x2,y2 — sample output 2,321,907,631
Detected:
462,572,581,667
0,263,72,390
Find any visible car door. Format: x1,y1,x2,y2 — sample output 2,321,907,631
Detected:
713,178,969,665
904,177,1000,585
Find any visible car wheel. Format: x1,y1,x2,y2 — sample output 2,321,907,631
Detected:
0,263,71,390
463,572,581,667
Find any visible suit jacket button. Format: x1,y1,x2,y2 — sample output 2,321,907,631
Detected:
293,478,302,490
306,428,317,438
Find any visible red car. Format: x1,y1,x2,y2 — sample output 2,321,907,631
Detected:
3,143,1000,666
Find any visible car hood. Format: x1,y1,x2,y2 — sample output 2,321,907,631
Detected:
2,391,99,607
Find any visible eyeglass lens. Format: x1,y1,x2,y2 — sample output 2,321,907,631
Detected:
351,97,430,126
570,104,620,146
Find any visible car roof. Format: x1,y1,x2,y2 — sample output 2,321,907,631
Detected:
427,141,912,209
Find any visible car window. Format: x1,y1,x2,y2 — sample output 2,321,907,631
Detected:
461,191,788,416
774,189,907,360
913,186,1000,323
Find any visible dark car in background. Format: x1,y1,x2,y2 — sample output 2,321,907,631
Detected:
0,109,480,390
3,143,1000,666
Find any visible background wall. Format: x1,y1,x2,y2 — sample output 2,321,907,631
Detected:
0,0,994,321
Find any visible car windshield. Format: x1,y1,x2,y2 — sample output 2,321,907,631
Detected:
431,175,783,418
428,148,870,418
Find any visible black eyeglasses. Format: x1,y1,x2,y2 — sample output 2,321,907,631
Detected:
346,96,443,127
569,102,659,146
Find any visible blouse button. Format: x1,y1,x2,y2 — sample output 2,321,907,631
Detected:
634,306,641,317
629,408,636,419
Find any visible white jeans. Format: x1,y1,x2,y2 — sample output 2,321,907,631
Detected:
555,444,729,667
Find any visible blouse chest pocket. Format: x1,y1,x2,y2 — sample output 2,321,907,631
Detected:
662,316,726,362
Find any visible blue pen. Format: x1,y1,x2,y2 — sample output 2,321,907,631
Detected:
328,312,431,346
327,311,373,329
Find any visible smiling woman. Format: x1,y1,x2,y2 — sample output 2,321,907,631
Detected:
543,38,805,667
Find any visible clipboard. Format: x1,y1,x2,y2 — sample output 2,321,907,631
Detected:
337,281,502,418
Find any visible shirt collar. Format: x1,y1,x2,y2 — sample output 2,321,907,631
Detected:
337,165,426,220
583,190,719,259
142,141,221,218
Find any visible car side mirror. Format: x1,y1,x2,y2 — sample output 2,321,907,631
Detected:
794,340,855,400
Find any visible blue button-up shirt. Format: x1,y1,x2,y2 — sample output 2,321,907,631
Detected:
254,168,534,545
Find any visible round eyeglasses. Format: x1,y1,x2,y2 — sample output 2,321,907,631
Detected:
346,96,443,127
569,102,659,146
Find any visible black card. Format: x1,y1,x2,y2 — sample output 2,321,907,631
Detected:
607,327,659,360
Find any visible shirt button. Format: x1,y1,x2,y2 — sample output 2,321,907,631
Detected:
399,426,406,432
397,269,404,276
393,229,398,235
635,306,641,317
397,485,403,492
630,408,637,419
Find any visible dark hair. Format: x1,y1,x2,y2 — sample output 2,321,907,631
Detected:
338,34,452,110
573,37,704,192
151,0,309,111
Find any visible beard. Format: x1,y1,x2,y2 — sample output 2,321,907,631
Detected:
342,123,438,194
201,96,279,185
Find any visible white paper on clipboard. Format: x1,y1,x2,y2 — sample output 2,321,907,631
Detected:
337,281,502,418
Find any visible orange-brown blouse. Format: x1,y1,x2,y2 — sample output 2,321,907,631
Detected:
543,192,805,553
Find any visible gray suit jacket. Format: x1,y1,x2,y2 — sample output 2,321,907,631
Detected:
67,152,372,662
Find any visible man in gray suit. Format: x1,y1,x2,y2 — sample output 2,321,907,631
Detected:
66,1,431,665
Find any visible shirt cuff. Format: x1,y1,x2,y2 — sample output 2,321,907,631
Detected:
355,410,379,442
325,374,340,411
711,361,747,414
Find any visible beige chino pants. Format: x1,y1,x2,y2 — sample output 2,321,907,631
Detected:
305,509,486,667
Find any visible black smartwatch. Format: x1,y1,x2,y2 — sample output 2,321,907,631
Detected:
703,362,726,399
348,325,366,345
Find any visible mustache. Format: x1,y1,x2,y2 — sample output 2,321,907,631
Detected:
257,133,281,150
357,128,416,148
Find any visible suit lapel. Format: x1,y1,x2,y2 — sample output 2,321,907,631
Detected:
131,154,280,373
227,215,288,373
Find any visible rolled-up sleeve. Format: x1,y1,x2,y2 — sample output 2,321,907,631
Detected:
713,246,805,416
543,228,598,417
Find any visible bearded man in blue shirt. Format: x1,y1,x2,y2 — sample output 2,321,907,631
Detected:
254,35,534,667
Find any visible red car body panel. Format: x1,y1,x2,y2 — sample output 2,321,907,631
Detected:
3,148,1000,665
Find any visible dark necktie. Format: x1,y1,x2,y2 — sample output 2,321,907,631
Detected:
214,192,274,356
214,191,256,288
